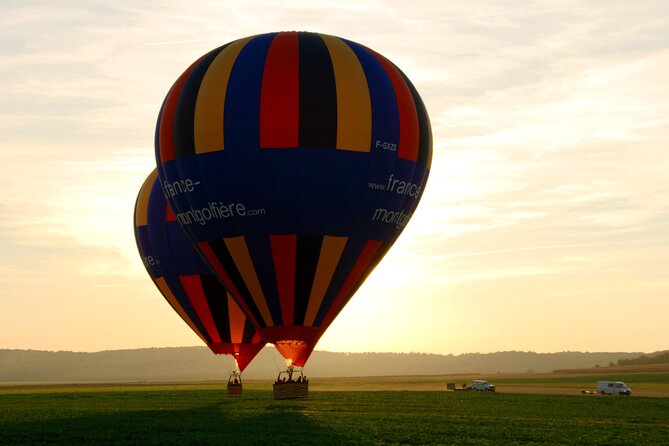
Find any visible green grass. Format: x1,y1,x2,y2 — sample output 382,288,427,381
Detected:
1,386,668,445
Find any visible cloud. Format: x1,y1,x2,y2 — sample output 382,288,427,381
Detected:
1,0,668,354
0,147,155,280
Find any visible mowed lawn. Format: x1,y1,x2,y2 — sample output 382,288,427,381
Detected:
1,383,669,445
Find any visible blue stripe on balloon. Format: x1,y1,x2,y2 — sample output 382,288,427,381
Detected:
329,150,369,237
260,149,298,235
224,33,276,237
136,226,161,279
296,148,337,235
312,236,368,327
343,39,400,159
244,232,283,326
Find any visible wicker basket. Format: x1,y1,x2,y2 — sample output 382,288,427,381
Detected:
273,381,308,399
273,366,309,399
227,383,243,396
227,370,243,396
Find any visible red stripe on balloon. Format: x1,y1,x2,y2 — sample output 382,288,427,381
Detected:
371,52,419,162
165,202,176,222
178,275,222,343
235,343,265,372
159,57,204,163
270,234,297,325
260,32,300,148
320,240,383,328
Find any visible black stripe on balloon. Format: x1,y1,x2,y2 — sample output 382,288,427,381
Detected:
293,234,323,325
324,242,389,327
397,66,431,167
242,319,256,344
200,274,232,343
312,237,364,328
298,32,337,148
173,44,229,159
208,239,267,329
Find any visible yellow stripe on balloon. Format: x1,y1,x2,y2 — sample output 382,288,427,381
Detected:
135,169,157,227
223,236,274,327
303,235,348,326
321,35,372,153
194,37,252,154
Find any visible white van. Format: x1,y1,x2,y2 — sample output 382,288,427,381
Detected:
472,380,496,392
597,381,632,395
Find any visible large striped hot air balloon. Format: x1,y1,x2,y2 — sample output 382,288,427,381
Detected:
134,170,265,372
155,31,432,367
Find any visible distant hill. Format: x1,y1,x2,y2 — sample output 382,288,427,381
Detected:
618,350,669,366
0,347,647,383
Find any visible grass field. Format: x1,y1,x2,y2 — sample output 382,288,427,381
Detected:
2,371,668,445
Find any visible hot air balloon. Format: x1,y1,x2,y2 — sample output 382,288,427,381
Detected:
154,31,432,368
134,169,265,381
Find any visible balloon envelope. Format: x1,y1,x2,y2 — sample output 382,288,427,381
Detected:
155,31,432,366
134,170,265,372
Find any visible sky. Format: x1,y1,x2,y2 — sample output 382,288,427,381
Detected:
1,0,667,357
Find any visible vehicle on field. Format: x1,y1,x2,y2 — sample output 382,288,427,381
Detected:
597,381,631,395
471,380,496,392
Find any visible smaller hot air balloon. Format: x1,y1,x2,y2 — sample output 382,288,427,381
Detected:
134,170,265,390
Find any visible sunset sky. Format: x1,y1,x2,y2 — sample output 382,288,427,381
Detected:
1,0,667,357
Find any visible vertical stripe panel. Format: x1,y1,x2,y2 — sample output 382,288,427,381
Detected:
372,52,420,161
344,40,399,152
260,32,300,148
321,35,372,152
155,277,209,344
178,275,222,343
197,241,265,329
243,234,284,325
223,236,274,327
165,201,177,222
303,236,348,326
200,275,231,343
398,68,433,167
224,34,275,153
228,293,246,344
320,240,383,328
194,37,252,154
174,46,226,159
270,234,297,326
134,170,157,227
298,32,337,148
159,56,205,163
294,235,323,325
